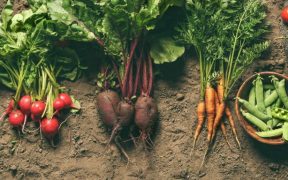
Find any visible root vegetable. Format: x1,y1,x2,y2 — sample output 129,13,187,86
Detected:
96,90,120,127
193,101,206,148
0,99,14,121
53,97,66,111
19,95,32,114
9,110,25,127
135,95,158,141
59,93,73,108
31,101,46,116
205,85,215,143
41,117,60,138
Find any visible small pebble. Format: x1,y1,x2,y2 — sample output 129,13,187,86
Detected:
10,165,17,175
176,93,185,101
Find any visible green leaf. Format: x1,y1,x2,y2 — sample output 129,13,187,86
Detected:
150,37,185,64
1,0,13,31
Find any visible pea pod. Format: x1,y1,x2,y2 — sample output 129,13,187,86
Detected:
282,123,288,141
272,118,280,128
272,78,288,109
255,76,266,112
267,120,273,129
240,109,269,131
238,98,270,121
265,90,272,118
248,87,256,106
264,90,278,107
256,128,283,138
271,107,288,121
272,98,281,108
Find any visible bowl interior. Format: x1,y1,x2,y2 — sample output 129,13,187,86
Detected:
235,72,288,145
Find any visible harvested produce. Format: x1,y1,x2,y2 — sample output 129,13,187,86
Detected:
281,6,288,24
239,75,288,141
54,0,185,158
178,0,268,167
0,0,83,145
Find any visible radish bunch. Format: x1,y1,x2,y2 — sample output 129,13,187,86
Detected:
1,93,79,146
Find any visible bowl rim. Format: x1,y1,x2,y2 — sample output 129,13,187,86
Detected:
235,71,288,145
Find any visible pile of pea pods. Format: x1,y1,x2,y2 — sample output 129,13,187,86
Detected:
238,75,288,140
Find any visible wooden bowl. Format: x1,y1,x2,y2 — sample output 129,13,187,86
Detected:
235,72,288,145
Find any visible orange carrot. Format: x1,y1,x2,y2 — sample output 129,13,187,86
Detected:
217,76,225,102
212,86,225,140
225,106,241,149
193,101,206,149
205,84,215,143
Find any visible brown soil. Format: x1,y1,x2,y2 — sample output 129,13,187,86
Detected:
1,0,288,179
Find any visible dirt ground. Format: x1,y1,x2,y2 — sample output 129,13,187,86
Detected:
1,0,288,179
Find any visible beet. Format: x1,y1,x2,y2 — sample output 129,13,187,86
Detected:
116,100,134,126
135,95,158,141
96,90,120,127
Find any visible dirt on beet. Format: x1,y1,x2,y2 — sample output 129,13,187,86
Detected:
1,0,288,179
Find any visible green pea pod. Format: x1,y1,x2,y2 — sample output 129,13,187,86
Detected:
271,107,288,121
240,109,269,131
282,123,288,141
264,90,278,107
248,87,256,106
238,98,270,121
267,120,273,129
272,98,281,108
256,128,283,138
273,78,288,109
255,76,266,112
272,118,280,128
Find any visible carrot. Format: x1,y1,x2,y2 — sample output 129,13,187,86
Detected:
193,101,206,149
225,106,241,149
205,84,215,143
212,83,226,140
217,76,225,102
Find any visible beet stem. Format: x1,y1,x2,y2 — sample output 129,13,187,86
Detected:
133,49,143,95
147,56,153,96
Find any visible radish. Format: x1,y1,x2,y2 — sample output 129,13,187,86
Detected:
18,95,32,133
31,101,46,116
53,97,66,111
8,110,25,127
18,95,32,114
96,90,120,127
40,117,60,138
59,93,73,108
281,6,288,24
135,95,158,142
0,99,14,121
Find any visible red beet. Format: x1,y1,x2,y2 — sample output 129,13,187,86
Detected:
41,117,60,138
116,100,134,126
96,90,120,127
135,95,158,141
31,101,46,116
8,110,25,127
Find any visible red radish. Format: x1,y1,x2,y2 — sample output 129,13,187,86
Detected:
41,117,60,138
96,90,120,127
59,93,73,108
18,95,32,132
31,101,46,116
135,95,158,142
18,95,32,114
281,6,288,23
53,97,66,111
0,99,14,121
8,110,25,127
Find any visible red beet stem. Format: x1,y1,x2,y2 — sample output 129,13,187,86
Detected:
147,56,153,96
133,52,143,95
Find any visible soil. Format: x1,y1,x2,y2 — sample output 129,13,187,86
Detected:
1,0,288,179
